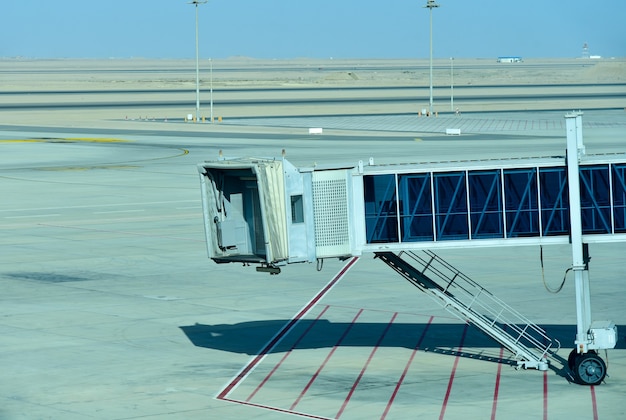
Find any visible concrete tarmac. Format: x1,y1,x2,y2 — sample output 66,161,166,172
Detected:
1,58,626,419
2,109,626,419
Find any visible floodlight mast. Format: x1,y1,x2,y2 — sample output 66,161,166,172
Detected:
424,0,439,115
450,57,454,111
209,58,213,123
189,0,208,122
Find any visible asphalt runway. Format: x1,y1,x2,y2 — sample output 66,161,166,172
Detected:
2,84,623,113
1,108,626,419
2,57,625,123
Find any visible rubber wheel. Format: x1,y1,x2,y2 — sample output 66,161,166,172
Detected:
574,352,606,385
568,349,597,370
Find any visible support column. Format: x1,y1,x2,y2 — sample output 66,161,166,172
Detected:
565,112,591,353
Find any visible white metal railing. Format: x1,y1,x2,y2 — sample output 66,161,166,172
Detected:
378,250,560,369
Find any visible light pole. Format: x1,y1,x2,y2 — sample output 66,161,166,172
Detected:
424,0,439,115
189,0,207,122
450,57,454,112
209,57,213,122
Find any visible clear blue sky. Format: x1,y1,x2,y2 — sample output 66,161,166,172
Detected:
3,0,625,59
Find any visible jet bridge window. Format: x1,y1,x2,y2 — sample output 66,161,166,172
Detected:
364,174,399,243
540,167,569,236
291,195,304,223
469,170,504,239
434,171,469,240
580,165,611,234
611,163,626,233
398,173,434,242
503,168,539,238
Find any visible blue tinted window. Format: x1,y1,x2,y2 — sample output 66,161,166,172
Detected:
469,170,503,239
434,172,468,240
399,174,434,242
612,164,626,233
364,174,398,243
540,167,569,236
580,165,611,234
504,168,539,237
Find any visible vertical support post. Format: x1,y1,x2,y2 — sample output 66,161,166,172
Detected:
195,3,201,121
209,58,214,123
189,0,207,122
428,6,433,114
576,110,585,158
450,57,454,112
565,112,591,353
425,0,439,115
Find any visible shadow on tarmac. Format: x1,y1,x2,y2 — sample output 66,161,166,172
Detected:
181,320,623,380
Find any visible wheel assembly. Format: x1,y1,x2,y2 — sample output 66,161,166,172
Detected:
568,348,597,370
572,352,606,385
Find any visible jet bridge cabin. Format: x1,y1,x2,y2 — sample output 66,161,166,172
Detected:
198,157,357,272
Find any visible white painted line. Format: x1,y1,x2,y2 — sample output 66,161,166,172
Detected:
216,256,359,402
0,200,198,213
5,214,61,219
93,209,145,214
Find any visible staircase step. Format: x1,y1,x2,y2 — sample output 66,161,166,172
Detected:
376,250,559,370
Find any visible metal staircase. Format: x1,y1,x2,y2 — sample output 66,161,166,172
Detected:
375,250,560,370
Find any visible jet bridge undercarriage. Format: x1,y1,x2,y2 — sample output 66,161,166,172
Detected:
197,113,621,385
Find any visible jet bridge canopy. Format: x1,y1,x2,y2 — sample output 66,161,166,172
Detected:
360,157,626,249
199,153,626,267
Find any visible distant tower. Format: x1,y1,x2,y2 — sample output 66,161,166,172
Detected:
581,43,590,59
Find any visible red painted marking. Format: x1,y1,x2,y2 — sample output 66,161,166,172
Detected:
491,344,505,420
491,325,507,420
381,315,434,420
543,370,549,420
439,323,469,420
290,308,364,411
216,256,359,400
289,309,363,410
246,305,331,402
590,386,599,420
336,312,398,419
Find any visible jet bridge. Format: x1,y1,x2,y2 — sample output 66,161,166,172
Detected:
197,113,622,385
